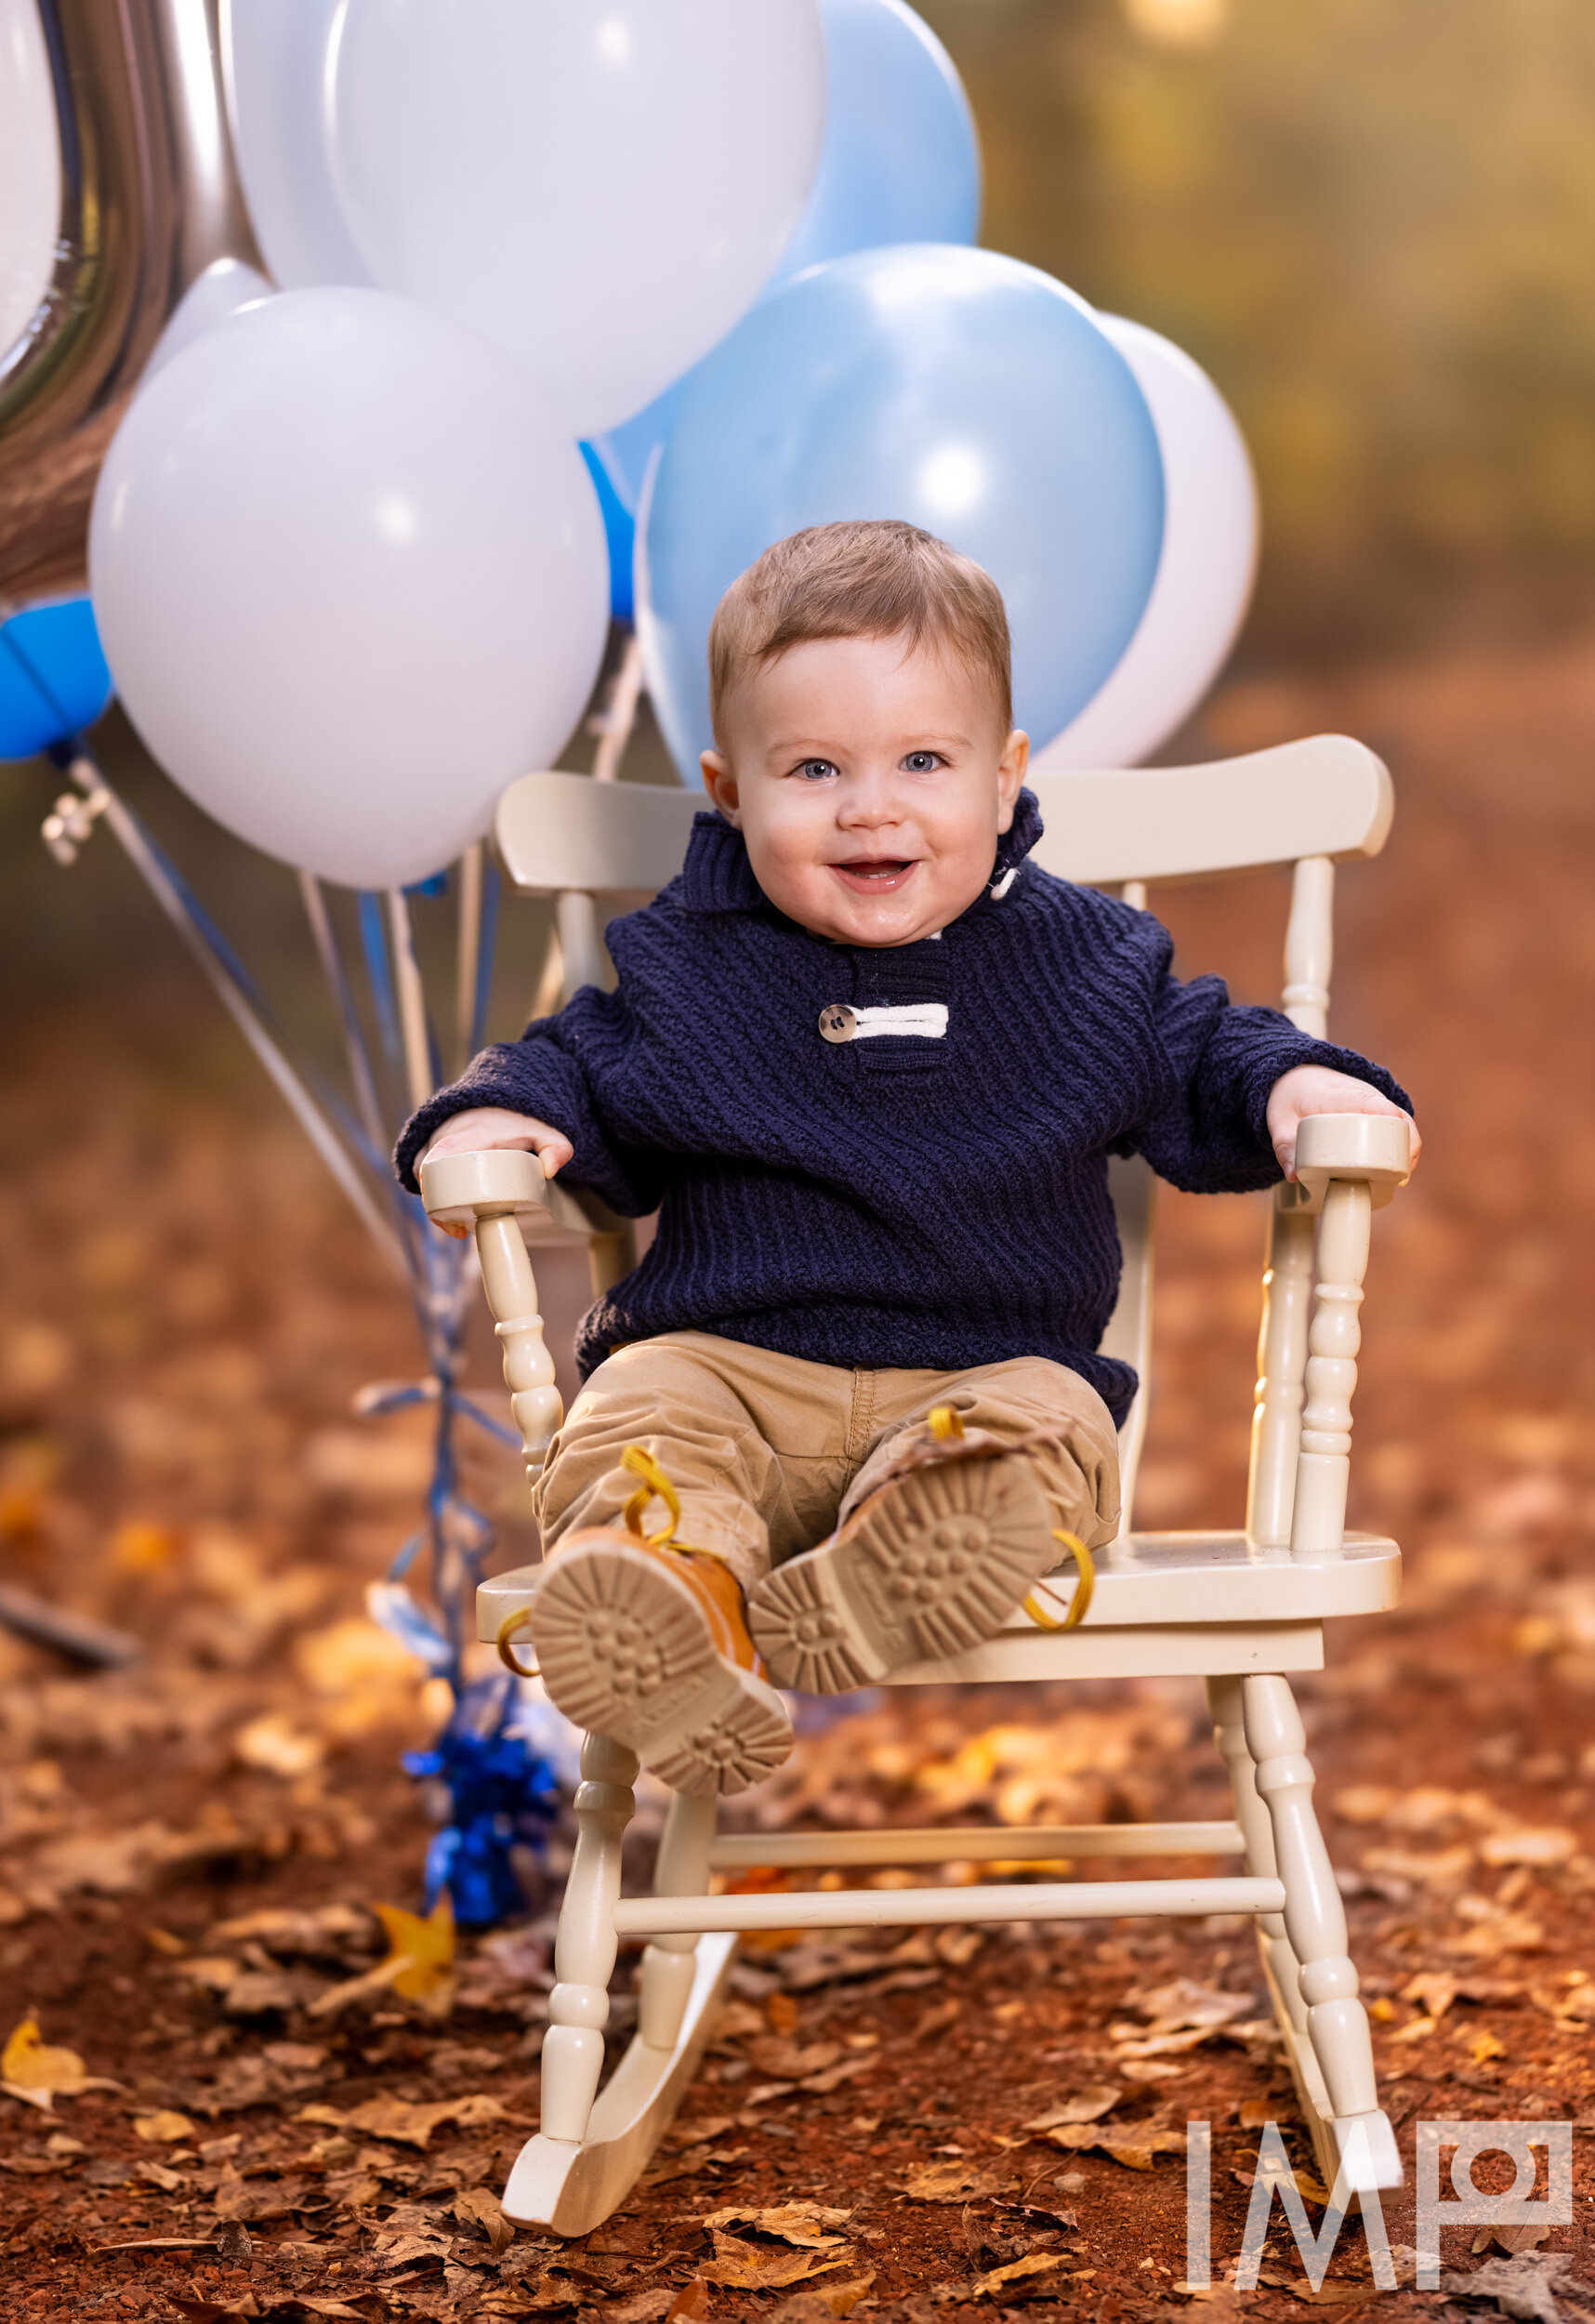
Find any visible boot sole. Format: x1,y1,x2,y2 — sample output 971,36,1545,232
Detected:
748,1454,1056,1692
530,1540,793,1799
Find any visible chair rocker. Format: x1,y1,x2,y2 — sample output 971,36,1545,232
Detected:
419,734,1411,2237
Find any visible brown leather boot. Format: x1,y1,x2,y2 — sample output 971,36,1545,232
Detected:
748,1408,1062,1693
531,1525,794,1798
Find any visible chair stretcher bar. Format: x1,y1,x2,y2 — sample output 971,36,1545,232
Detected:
613,1874,1284,1937
705,1820,1246,1870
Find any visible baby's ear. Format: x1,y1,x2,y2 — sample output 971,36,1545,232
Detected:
995,729,1030,826
700,749,742,825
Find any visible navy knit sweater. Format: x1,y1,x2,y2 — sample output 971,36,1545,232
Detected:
396,793,1410,1423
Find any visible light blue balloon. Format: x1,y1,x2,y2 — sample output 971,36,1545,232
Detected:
586,0,981,524
773,0,980,288
639,244,1165,781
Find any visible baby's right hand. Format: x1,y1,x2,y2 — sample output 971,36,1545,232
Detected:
418,1107,573,1236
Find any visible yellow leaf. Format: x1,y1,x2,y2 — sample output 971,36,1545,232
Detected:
372,1892,455,2011
2,2017,89,2101
703,2202,851,2248
134,2109,195,2144
1465,2027,1507,2065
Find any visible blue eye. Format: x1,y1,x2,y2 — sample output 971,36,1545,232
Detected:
797,759,837,781
903,751,942,773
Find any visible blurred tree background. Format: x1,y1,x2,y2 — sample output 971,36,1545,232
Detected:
925,0,1595,654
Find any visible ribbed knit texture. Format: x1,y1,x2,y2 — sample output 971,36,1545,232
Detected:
396,794,1410,1422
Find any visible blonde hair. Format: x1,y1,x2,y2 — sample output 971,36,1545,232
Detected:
706,520,1012,745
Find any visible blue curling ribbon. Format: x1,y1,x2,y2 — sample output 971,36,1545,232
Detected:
403,1676,559,1927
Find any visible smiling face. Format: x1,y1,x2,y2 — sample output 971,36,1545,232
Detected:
699,631,1029,947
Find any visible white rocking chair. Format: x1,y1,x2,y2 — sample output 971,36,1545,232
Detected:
419,735,1411,2237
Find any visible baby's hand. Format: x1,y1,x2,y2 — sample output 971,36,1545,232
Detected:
418,1107,573,1237
1265,1065,1420,1183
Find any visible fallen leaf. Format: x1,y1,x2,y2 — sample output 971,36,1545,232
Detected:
134,2106,196,2142
969,2250,1073,2301
702,2231,853,2290
702,2201,851,2247
455,2182,514,2253
1478,1829,1576,1868
1022,2085,1122,2130
0,2016,121,2109
606,2294,678,2324
1400,1970,1458,2019
1450,1913,1546,1958
903,2158,1012,2201
374,1892,456,2008
1047,2121,1188,2170
1124,1978,1258,2034
1466,2027,1508,2064
165,2300,260,2323
341,2091,508,2148
745,2036,843,2080
912,1997,962,2041
1441,2252,1576,2324
667,2283,713,2320
769,2277,877,2320
799,2054,877,2095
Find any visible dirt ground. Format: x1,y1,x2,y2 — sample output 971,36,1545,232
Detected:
2,630,1594,2323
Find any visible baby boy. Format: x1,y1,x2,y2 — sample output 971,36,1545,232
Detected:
398,520,1415,1799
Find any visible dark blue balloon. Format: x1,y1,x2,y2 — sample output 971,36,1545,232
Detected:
580,440,637,624
0,598,113,759
639,245,1165,779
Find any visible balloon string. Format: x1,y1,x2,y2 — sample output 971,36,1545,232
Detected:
54,746,408,1277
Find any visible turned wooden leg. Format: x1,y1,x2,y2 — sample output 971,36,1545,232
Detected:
639,1791,718,2053
1206,1675,1306,2033
1242,1674,1398,2182
542,1732,638,2146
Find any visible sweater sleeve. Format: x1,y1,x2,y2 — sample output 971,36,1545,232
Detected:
392,989,666,1215
1122,919,1414,1195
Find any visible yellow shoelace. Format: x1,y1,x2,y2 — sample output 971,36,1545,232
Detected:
928,1405,1093,1631
497,1441,689,1677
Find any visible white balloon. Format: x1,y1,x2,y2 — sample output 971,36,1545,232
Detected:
1032,317,1258,771
328,0,826,435
141,257,273,383
223,0,375,288
0,0,61,365
90,287,610,891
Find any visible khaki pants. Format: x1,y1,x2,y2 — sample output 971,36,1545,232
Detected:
532,1330,1122,1594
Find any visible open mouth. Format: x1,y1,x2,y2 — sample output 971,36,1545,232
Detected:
830,857,918,894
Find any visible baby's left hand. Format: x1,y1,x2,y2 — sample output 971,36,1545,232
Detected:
1266,1064,1420,1182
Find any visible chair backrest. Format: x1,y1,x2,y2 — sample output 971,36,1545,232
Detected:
494,735,1393,1532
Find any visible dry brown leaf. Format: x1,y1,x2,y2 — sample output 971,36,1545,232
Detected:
1122,1979,1259,2035
455,2182,514,2252
745,2036,843,2080
969,2250,1073,2301
903,2157,1012,2201
1022,2084,1122,2130
701,2231,852,2290
134,2106,196,2142
1449,1912,1546,1958
768,2276,877,2320
912,1997,962,2041
667,2283,713,2321
702,2201,851,2247
799,2054,877,2095
339,2091,508,2147
1400,1970,1458,2019
1048,2121,1188,2170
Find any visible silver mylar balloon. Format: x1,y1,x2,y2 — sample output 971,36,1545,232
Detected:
0,0,263,602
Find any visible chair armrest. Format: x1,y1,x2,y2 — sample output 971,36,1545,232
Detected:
1293,1112,1412,1209
418,1146,550,1230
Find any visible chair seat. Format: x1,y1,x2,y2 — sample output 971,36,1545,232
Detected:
477,1530,1399,1689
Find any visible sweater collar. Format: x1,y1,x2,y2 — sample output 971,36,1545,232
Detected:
678,786,1046,917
